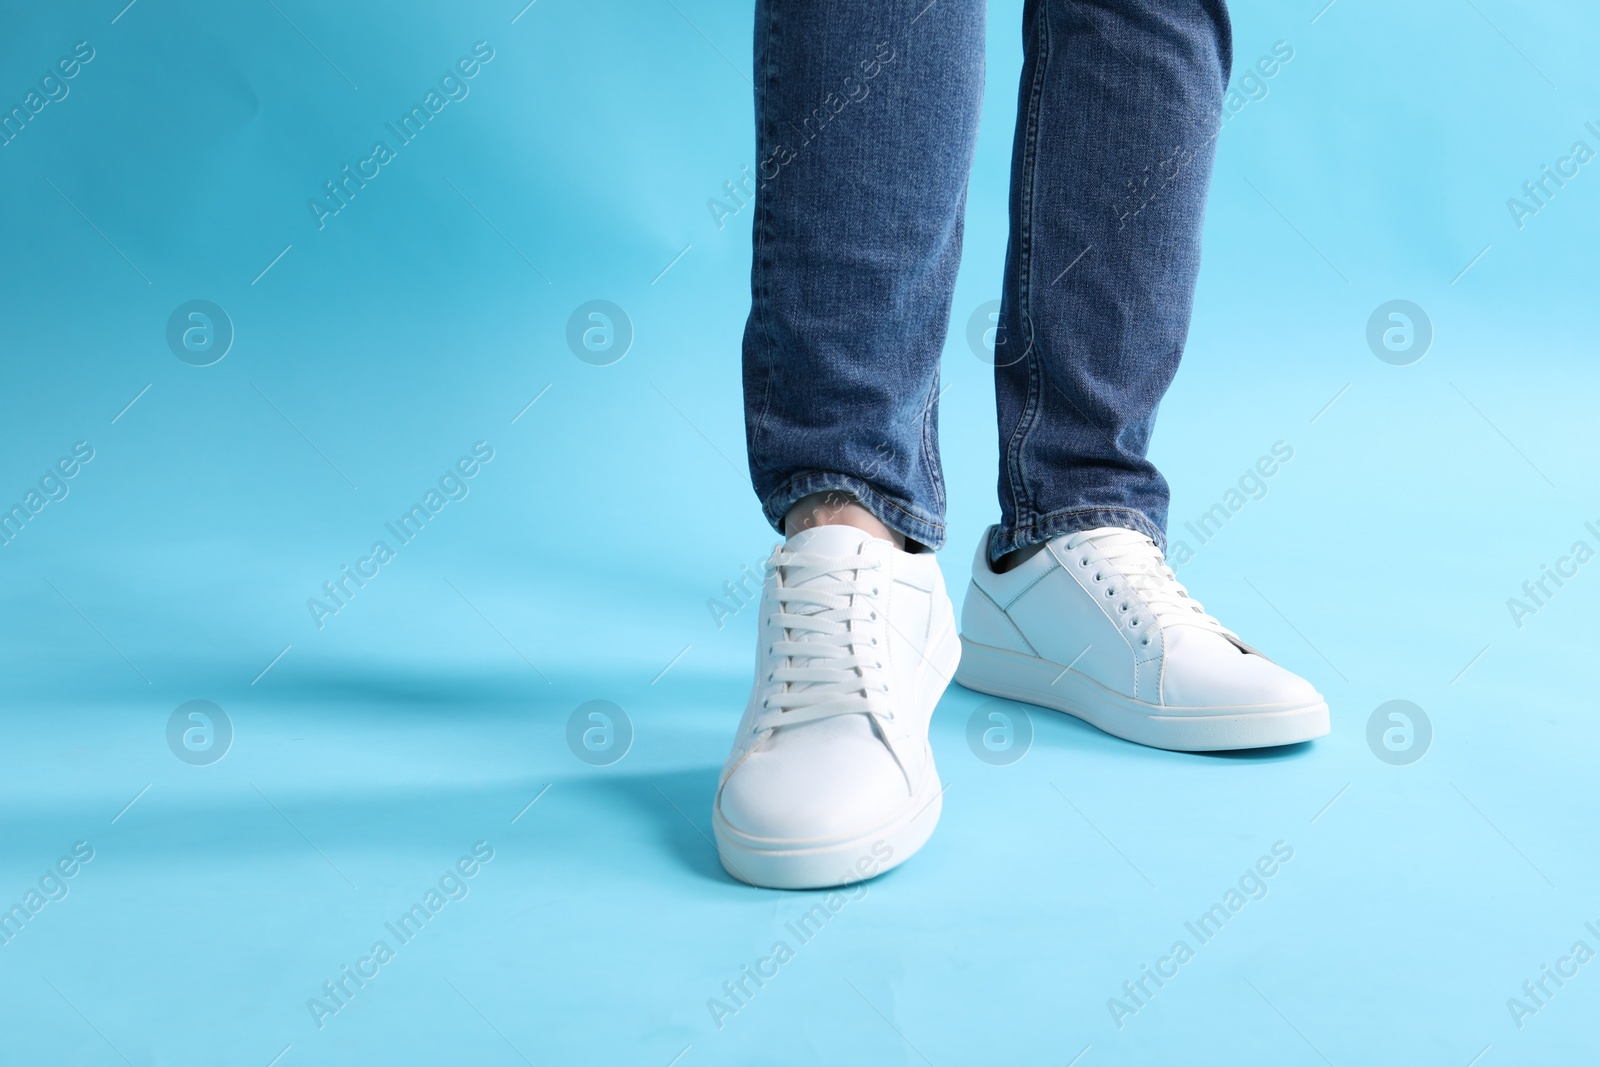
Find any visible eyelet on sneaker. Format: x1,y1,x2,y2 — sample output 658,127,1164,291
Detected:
870,636,879,646
1118,603,1129,613
1079,557,1089,566
1140,637,1151,646
1130,617,1140,627
869,611,878,620
1093,573,1103,582
1105,587,1116,597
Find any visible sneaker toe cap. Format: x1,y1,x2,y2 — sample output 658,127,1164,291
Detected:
1161,629,1323,709
718,721,913,842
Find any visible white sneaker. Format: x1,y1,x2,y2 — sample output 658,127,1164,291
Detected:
955,526,1328,751
712,525,959,889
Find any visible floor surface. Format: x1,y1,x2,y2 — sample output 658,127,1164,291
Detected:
2,1,1597,1064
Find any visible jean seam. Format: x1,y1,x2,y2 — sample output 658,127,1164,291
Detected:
1212,0,1234,91
1005,1,1052,533
997,504,1167,557
746,0,781,484
919,365,944,516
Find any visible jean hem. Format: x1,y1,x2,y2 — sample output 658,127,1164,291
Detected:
760,471,946,551
990,505,1164,564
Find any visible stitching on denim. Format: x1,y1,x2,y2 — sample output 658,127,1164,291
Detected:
919,366,943,515
1005,1,1052,532
747,0,781,488
1010,505,1166,550
1016,505,1160,532
1212,0,1234,92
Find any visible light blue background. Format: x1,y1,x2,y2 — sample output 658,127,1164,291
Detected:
2,0,1597,1063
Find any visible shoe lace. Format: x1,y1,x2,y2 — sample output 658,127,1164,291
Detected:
1063,528,1230,636
756,549,887,730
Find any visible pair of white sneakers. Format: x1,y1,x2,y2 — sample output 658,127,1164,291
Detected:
712,524,1328,890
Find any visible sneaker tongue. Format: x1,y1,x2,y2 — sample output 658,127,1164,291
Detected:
1076,526,1154,551
783,524,879,559
771,524,880,741
1078,528,1226,634
779,525,876,622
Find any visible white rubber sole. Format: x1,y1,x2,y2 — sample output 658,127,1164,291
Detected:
713,623,960,890
954,637,1329,752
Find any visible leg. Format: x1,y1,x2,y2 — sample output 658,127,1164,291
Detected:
955,1,1330,752
991,0,1232,562
716,0,984,889
743,0,987,551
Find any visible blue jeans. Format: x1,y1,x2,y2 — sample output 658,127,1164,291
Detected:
742,0,1231,559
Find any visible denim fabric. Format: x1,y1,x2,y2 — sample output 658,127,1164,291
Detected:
742,0,1231,558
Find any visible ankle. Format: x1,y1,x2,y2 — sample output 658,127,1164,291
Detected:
784,491,906,550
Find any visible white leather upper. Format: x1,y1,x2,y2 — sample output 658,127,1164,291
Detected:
717,526,954,842
962,526,1320,710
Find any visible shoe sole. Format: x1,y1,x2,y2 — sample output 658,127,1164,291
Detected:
954,637,1329,752
713,623,960,890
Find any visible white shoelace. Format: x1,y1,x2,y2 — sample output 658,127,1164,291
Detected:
756,549,888,729
1062,528,1230,637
